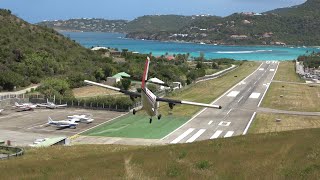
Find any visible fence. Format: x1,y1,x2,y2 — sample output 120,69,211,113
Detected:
0,146,24,160
29,95,142,112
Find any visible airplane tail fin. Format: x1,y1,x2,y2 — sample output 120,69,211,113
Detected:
48,116,53,123
141,57,150,89
14,102,19,106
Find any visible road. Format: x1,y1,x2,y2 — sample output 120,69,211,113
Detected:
163,61,279,144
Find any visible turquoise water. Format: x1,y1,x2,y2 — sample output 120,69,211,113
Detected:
62,32,320,61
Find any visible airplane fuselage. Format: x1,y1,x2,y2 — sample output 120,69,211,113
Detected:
141,87,159,117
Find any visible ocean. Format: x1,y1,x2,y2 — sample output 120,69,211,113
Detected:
62,31,320,61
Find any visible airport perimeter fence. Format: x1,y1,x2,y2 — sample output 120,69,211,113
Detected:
29,94,142,112
0,146,24,160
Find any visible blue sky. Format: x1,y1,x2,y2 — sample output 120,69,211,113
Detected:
0,0,306,23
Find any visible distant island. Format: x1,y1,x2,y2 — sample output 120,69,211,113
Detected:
38,0,320,46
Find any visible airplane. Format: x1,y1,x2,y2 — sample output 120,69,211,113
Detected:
67,114,94,124
84,57,222,123
37,99,67,109
13,102,37,111
47,116,78,129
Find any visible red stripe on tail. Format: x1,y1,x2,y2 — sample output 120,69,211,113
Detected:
141,57,150,88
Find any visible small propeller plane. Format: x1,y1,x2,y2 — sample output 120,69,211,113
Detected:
84,57,222,123
67,114,94,124
47,117,78,129
14,102,37,111
37,99,67,109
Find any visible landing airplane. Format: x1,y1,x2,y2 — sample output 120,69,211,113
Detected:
67,114,94,124
37,99,67,109
47,117,78,129
14,102,37,111
84,57,222,123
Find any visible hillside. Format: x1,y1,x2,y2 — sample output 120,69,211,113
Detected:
1,128,320,179
126,0,320,45
38,18,128,32
0,9,118,91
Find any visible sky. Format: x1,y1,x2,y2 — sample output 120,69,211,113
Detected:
0,0,306,23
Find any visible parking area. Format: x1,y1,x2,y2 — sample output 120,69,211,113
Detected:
0,108,125,146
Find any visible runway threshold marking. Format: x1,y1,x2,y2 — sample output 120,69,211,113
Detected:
170,128,195,144
218,121,231,126
210,130,223,139
259,68,264,71
249,92,261,99
186,129,206,143
227,91,240,97
208,121,213,125
224,131,234,138
270,69,275,72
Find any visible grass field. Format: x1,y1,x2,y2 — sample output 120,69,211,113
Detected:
274,61,304,82
82,62,260,139
83,114,188,139
72,86,121,98
249,113,320,134
261,82,320,112
2,129,320,179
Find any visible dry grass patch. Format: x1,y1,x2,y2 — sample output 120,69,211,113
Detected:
261,82,320,112
72,85,121,98
274,61,304,82
250,113,320,134
2,129,320,179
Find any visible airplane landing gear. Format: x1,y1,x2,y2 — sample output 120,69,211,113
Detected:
149,118,152,124
158,114,162,120
133,109,136,115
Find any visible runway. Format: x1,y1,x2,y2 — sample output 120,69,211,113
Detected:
163,61,279,144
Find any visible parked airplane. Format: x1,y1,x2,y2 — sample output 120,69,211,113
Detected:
67,114,94,123
84,57,222,123
47,117,78,129
37,99,67,109
14,102,37,111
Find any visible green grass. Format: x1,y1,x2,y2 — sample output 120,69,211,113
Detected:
274,61,304,82
83,114,188,139
83,62,260,139
249,113,320,134
261,82,320,112
3,129,320,179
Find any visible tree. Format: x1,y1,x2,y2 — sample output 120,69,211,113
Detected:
121,79,131,90
212,62,219,69
38,78,73,98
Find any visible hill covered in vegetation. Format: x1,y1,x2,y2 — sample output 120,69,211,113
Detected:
1,128,320,179
0,9,120,93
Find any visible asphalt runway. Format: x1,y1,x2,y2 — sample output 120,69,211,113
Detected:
0,108,124,146
163,61,279,144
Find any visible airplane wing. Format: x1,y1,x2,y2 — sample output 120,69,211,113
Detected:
156,97,221,109
84,80,141,98
37,104,48,107
55,104,67,107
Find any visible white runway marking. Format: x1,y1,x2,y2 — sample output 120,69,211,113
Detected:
208,121,213,125
170,128,195,144
249,92,261,99
227,91,240,97
238,96,244,103
266,61,270,64
259,68,264,71
270,69,275,72
186,129,206,143
224,131,234,138
210,130,223,139
226,109,232,115
218,121,231,126
238,81,246,85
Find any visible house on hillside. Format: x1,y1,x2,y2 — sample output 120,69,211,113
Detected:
230,35,248,40
106,72,130,85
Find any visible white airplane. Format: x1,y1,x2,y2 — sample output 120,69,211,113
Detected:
37,99,67,109
67,114,94,123
47,117,78,129
13,102,37,111
84,57,222,123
